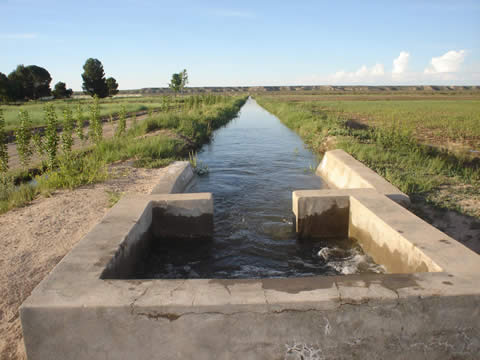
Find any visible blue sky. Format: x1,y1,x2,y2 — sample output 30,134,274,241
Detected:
1,0,479,90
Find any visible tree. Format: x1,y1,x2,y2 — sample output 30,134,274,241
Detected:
106,77,119,97
8,65,31,100
169,69,189,95
180,69,188,92
27,65,52,99
0,73,11,103
52,82,73,99
7,65,51,100
81,58,109,98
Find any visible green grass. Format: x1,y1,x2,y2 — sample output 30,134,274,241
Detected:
304,99,480,147
256,96,480,217
0,95,247,214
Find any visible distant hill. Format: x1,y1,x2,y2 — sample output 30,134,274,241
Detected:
74,85,480,96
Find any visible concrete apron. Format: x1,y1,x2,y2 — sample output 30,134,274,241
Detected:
20,157,480,359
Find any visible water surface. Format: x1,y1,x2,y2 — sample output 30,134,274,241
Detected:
137,98,383,278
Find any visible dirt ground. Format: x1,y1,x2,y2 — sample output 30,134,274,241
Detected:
0,162,167,360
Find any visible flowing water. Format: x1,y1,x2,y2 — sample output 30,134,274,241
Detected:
137,98,384,279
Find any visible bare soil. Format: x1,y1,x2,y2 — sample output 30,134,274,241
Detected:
0,162,167,360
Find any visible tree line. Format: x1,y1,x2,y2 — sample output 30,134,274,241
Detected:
0,58,119,103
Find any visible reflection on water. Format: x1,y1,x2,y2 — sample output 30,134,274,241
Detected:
137,98,383,279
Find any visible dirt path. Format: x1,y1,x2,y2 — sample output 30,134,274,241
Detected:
7,113,149,171
0,162,167,360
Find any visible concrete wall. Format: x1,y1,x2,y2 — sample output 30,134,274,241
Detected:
317,149,410,206
293,189,446,274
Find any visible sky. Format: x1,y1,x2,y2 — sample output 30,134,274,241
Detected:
1,0,479,90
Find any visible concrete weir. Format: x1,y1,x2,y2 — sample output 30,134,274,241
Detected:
20,156,480,359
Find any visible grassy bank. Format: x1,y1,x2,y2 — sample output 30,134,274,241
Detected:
255,96,480,218
0,95,247,214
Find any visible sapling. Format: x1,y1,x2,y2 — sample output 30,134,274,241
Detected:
44,104,59,170
88,95,102,144
32,131,45,158
15,110,33,169
132,111,137,128
61,107,75,156
0,108,8,172
75,102,85,143
115,105,126,137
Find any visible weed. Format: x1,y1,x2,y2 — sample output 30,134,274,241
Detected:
106,190,123,207
188,151,209,175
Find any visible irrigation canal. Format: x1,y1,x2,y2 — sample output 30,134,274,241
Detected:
137,97,383,279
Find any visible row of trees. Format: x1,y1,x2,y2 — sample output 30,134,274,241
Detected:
1,58,189,103
0,58,120,103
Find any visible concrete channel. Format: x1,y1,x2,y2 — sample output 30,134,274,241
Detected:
21,149,480,359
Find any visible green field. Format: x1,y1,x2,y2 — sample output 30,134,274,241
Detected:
256,94,480,218
306,99,480,148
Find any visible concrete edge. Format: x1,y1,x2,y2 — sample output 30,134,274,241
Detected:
292,189,480,278
316,149,410,207
150,161,195,194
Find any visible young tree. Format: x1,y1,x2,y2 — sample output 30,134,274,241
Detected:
106,77,119,97
61,107,74,156
44,104,59,170
180,69,188,93
52,82,73,99
169,72,183,96
88,95,102,144
15,110,33,169
75,103,85,143
0,108,8,172
115,105,126,137
81,58,109,98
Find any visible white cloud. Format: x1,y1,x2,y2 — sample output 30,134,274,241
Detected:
392,51,410,74
0,33,37,39
424,50,466,74
371,63,385,76
330,63,385,83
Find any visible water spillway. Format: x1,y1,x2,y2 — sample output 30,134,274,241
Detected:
136,98,382,278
